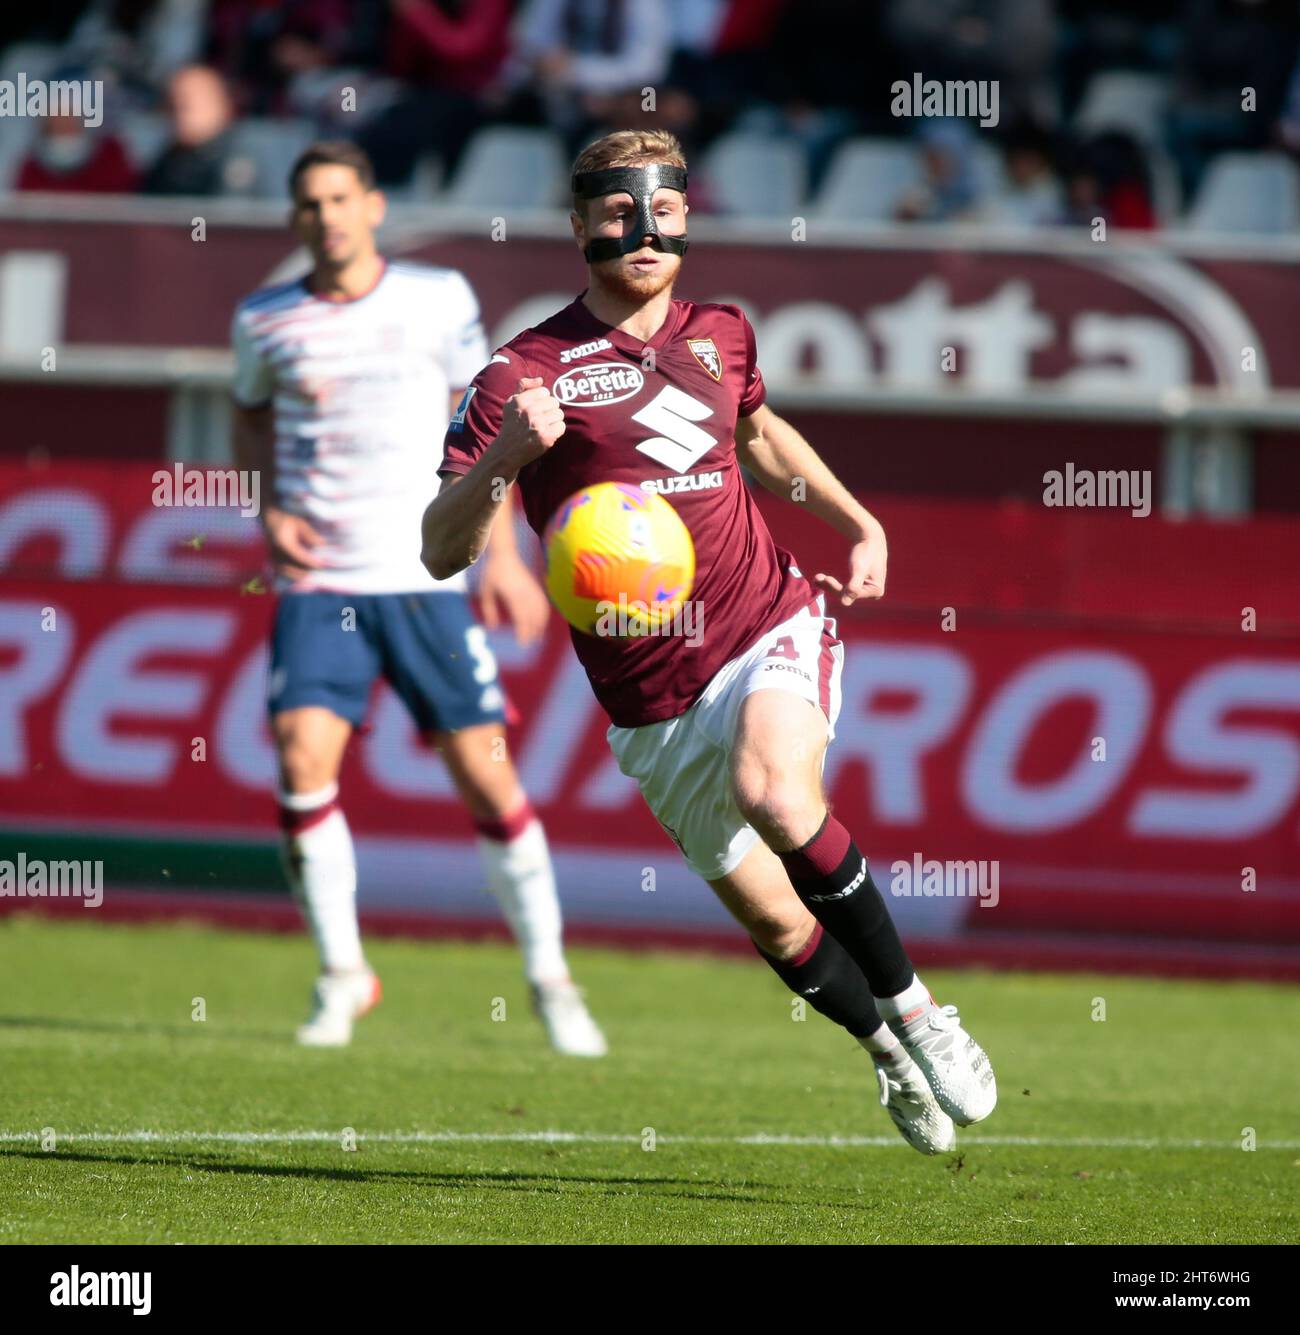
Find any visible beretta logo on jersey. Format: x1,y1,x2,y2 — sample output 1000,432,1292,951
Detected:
552,362,644,407
688,338,722,381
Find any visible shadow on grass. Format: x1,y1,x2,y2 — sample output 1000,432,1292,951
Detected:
0,1145,835,1209
0,1014,289,1044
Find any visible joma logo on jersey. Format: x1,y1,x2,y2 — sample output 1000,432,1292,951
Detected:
640,470,723,495
558,337,613,364
552,362,644,407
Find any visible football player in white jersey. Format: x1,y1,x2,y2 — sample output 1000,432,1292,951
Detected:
231,141,605,1055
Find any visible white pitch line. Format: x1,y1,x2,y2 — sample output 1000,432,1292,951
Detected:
0,1131,1295,1150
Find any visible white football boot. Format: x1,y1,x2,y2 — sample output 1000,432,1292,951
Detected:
871,1048,957,1155
529,980,608,1057
295,969,382,1047
890,1001,996,1126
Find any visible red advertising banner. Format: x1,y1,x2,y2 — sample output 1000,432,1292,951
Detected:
2,462,1298,972
4,214,1300,393
4,462,1299,625
3,576,1297,911
0,595,1297,961
6,216,1300,508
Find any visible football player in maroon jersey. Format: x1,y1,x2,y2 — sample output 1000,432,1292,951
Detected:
422,130,996,1153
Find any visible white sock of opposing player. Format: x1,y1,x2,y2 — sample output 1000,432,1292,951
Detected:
280,782,366,974
475,802,569,985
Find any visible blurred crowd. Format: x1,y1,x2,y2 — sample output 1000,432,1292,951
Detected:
3,0,1300,231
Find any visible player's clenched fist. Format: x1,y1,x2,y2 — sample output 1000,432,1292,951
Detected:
497,376,565,467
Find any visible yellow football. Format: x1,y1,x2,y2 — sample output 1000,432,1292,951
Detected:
541,482,696,636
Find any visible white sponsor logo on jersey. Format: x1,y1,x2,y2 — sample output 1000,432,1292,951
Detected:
558,337,613,364
640,470,724,495
552,362,644,407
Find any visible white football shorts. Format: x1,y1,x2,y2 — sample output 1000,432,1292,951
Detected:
606,594,845,880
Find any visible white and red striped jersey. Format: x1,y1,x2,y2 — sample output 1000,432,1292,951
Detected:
231,259,487,593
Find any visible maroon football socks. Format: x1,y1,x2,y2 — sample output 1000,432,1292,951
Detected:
776,813,914,998
753,921,884,1038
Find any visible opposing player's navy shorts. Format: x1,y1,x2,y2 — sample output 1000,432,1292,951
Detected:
267,590,506,733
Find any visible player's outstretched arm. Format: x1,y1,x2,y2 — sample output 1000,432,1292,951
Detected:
421,462,508,582
736,403,887,606
422,376,565,580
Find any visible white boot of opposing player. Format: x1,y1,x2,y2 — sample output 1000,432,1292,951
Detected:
475,806,607,1057
281,784,380,1046
297,969,383,1047
529,979,607,1058
864,1043,957,1155
878,976,997,1126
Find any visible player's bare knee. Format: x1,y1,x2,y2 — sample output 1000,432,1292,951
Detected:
440,735,523,821
757,916,818,961
733,767,817,847
460,780,525,824
731,754,773,819
449,761,525,822
277,736,334,794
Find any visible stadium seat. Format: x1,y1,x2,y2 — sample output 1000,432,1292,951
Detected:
0,118,38,194
699,133,806,217
1074,71,1173,147
811,138,922,222
228,118,319,199
1186,151,1300,233
968,137,1009,203
117,111,171,172
385,154,444,204
443,128,568,210
1146,145,1183,224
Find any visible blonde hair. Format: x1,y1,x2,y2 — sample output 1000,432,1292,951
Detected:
571,130,687,213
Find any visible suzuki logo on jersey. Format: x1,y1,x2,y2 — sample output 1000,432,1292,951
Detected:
632,385,717,471
552,362,644,407
687,338,723,381
558,337,613,364
640,470,723,495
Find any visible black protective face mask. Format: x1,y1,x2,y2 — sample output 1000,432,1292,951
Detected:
571,163,689,264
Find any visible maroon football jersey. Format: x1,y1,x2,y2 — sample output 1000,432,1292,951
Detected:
440,295,817,726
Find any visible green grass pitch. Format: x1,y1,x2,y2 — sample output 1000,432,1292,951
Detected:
1,915,1296,1244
